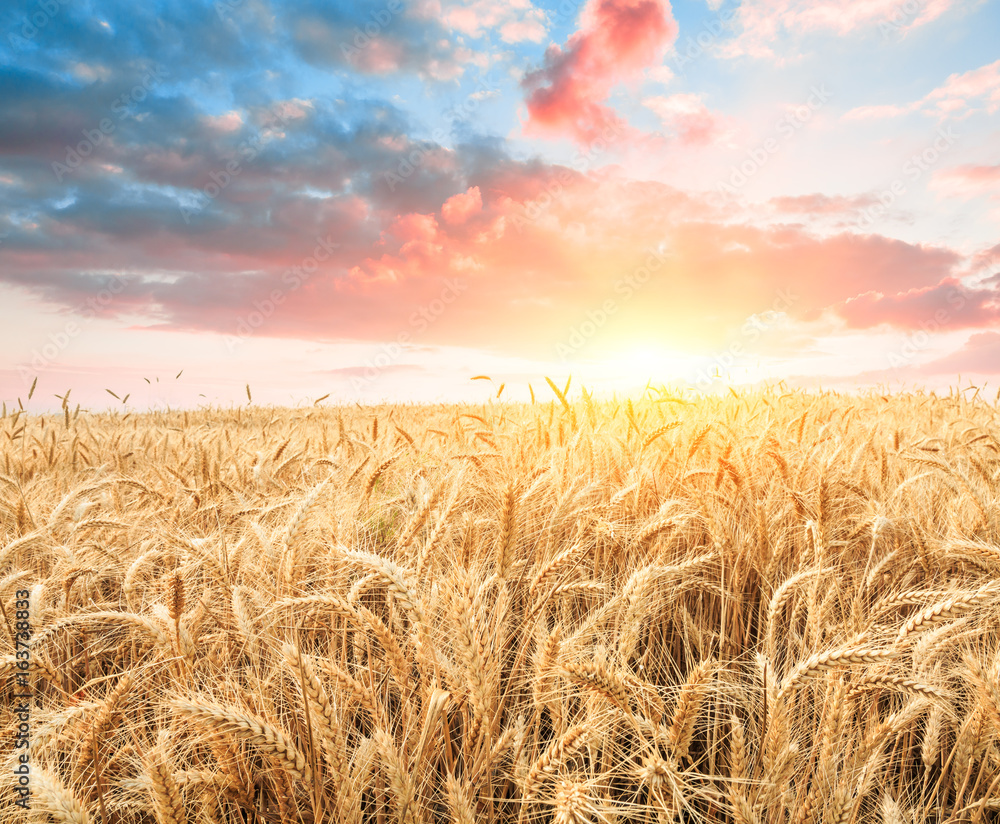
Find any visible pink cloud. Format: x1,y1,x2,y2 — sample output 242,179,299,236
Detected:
921,331,1000,375
769,193,878,216
349,38,409,74
267,99,315,123
388,213,439,243
842,103,916,121
926,59,1000,115
4,153,973,362
444,0,548,43
932,164,1000,198
969,243,1000,274
643,93,726,145
724,0,962,60
845,59,1000,121
202,111,244,133
335,173,964,354
501,18,547,43
441,186,483,224
837,278,1000,331
521,0,678,144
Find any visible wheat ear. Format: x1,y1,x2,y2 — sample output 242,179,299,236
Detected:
146,744,186,824
34,769,92,824
668,660,713,762
171,696,311,781
897,583,1000,642
524,725,589,800
778,647,898,700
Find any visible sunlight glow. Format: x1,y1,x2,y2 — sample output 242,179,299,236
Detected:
570,345,702,392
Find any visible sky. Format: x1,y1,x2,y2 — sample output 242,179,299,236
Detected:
0,0,998,409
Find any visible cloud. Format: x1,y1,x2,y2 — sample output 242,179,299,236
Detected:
921,331,1000,374
388,212,440,243
932,163,1000,198
925,59,1000,117
837,278,1000,331
70,63,113,83
768,193,879,217
722,0,963,60
282,0,471,79
202,111,245,133
521,0,678,144
842,103,917,121
442,0,549,43
442,186,483,224
4,134,969,364
645,65,675,85
0,14,982,369
642,93,726,145
845,59,1000,120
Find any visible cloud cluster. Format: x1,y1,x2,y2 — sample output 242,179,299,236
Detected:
521,0,678,144
722,0,963,60
846,59,1000,120
2,0,998,390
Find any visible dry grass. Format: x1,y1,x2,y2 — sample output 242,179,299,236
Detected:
3,388,1000,822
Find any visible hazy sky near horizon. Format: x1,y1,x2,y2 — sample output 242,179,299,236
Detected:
1,0,998,409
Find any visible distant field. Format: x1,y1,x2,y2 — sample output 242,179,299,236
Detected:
4,389,1000,823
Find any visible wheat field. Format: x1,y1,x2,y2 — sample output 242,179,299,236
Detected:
3,387,1000,823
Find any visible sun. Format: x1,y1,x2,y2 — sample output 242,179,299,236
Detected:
625,346,670,378
572,345,699,392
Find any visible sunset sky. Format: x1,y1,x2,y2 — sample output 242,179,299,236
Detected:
1,0,998,408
